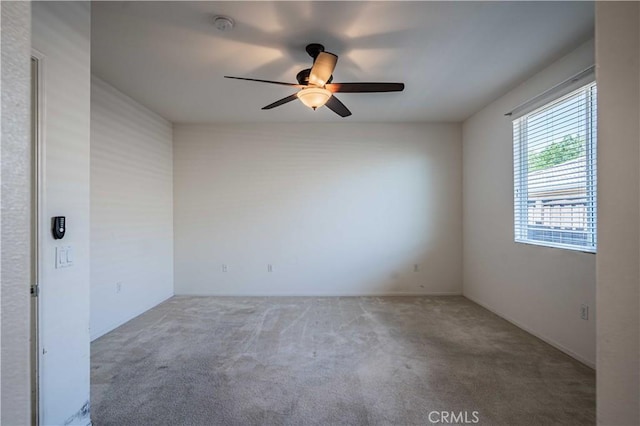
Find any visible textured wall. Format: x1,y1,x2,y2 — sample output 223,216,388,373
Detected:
1,2,32,424
91,76,174,341
462,39,597,367
32,2,92,424
174,123,462,296
595,3,640,424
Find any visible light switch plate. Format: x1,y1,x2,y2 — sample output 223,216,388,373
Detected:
56,245,73,268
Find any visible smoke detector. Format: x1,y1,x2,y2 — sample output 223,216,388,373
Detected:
212,15,234,32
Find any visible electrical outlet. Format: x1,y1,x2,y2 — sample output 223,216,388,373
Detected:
222,264,228,272
116,282,122,293
580,304,589,320
268,264,273,272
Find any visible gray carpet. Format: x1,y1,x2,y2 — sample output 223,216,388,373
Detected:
91,296,595,425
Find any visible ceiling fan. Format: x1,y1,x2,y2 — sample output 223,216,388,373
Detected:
224,43,405,118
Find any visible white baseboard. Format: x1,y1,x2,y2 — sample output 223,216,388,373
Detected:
90,292,173,341
173,291,463,297
464,294,595,369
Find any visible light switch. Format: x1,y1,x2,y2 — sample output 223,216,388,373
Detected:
65,246,73,265
56,246,65,268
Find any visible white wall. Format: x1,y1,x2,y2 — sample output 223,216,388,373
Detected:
595,3,640,424
32,2,92,424
462,39,596,367
90,76,174,341
174,123,462,296
1,2,31,424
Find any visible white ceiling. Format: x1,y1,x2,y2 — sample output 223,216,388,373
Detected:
91,1,594,123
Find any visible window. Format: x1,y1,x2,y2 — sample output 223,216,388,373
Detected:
513,82,597,252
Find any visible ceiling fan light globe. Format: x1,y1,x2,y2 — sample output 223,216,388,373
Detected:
297,87,332,110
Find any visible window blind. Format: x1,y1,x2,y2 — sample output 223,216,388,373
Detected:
513,81,597,252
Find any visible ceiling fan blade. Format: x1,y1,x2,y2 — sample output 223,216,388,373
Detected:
224,76,304,88
325,95,352,117
262,93,299,110
308,52,338,87
325,82,405,93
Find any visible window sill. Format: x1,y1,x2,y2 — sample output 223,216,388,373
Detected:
514,238,596,254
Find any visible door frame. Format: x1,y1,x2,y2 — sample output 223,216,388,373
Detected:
31,48,46,426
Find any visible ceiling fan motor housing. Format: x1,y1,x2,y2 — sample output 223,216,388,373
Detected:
305,43,325,60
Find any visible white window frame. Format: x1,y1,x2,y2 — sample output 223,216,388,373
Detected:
513,81,597,253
